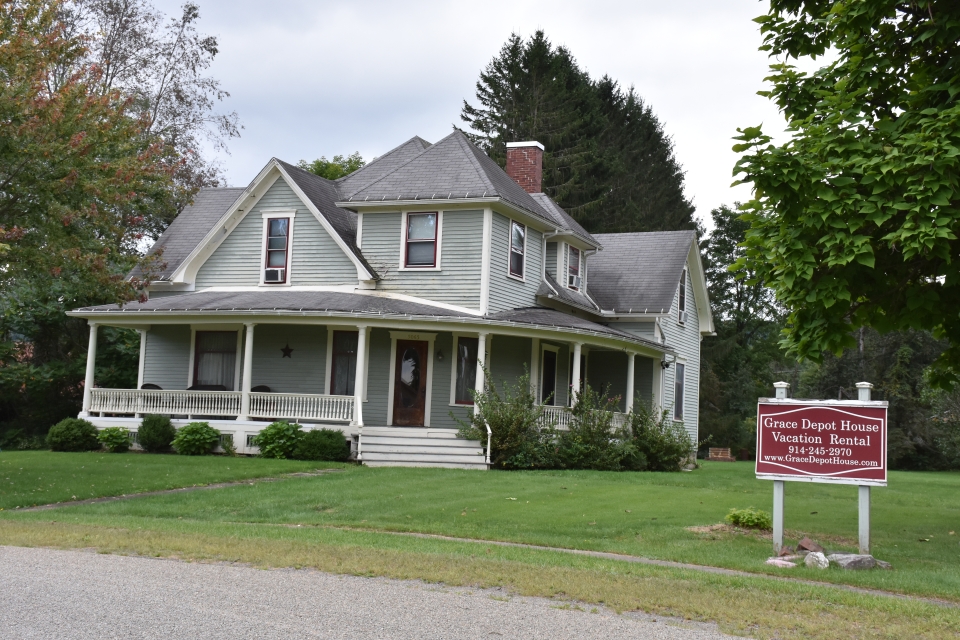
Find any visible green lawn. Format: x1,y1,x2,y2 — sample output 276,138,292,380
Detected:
2,452,959,638
0,450,339,509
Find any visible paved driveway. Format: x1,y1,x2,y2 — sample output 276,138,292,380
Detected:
1,546,734,639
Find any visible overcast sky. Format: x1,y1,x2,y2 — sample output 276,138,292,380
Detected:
153,0,788,228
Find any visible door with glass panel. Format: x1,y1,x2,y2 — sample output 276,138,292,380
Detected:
193,331,238,390
392,340,428,426
330,331,358,396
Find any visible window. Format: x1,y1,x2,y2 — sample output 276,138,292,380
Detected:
193,331,238,390
678,269,687,323
567,246,581,290
509,221,525,278
674,363,685,420
454,337,479,404
330,331,358,396
404,212,438,267
540,349,558,405
264,218,289,283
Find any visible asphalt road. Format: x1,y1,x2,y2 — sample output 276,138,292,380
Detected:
1,546,735,639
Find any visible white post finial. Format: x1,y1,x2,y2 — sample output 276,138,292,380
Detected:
773,381,790,399
856,382,873,402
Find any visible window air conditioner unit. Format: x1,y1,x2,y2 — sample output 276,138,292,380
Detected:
264,268,285,283
678,311,687,324
569,275,582,289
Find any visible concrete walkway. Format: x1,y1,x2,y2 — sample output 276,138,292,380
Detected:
1,546,734,639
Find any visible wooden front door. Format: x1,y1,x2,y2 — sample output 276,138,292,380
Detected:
393,340,428,426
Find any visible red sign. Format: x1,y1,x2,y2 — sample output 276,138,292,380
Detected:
756,401,888,485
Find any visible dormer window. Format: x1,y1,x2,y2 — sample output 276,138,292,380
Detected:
509,220,525,279
405,212,438,268
678,268,687,324
264,217,289,284
567,246,581,290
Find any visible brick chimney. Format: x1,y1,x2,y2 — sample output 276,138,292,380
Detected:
505,141,544,193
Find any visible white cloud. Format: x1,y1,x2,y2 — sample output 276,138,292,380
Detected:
154,0,790,227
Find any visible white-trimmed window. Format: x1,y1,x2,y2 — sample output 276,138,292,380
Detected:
567,246,581,290
509,220,525,279
674,362,685,420
452,336,479,405
261,212,295,284
678,268,687,324
404,212,439,268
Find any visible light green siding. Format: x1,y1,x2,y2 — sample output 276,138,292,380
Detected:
488,214,543,313
142,325,191,390
489,335,531,390
614,321,657,340
545,242,558,279
360,210,483,309
430,332,473,428
195,178,357,288
586,351,654,412
250,324,326,394
659,263,700,442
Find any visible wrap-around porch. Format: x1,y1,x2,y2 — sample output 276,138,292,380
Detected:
76,313,668,465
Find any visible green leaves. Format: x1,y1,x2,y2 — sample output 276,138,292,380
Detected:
734,1,960,382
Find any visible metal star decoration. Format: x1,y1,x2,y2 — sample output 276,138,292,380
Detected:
281,344,293,358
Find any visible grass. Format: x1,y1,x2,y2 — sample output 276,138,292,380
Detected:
0,450,339,509
2,451,960,638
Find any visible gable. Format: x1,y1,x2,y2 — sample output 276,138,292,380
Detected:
195,177,358,288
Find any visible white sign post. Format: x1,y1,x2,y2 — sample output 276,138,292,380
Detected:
856,382,873,554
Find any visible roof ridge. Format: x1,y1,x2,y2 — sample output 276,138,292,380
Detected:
335,136,431,194
453,131,498,195
340,131,460,199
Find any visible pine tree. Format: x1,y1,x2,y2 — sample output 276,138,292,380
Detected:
462,31,695,233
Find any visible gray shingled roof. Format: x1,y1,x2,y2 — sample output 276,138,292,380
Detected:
71,291,669,349
587,231,696,314
131,188,244,280
529,193,597,246
338,136,432,198
341,131,565,230
275,160,377,279
537,273,601,313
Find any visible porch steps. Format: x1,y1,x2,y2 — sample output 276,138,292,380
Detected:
359,426,488,470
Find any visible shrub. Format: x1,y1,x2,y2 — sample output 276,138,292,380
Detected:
98,426,131,453
138,414,176,453
627,401,694,471
253,421,303,459
726,507,773,530
46,418,99,452
455,369,556,469
557,385,640,471
220,435,238,457
294,429,349,461
172,422,220,456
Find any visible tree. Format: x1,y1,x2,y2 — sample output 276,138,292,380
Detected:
733,1,960,385
297,152,365,180
0,0,179,441
56,0,241,234
699,205,786,453
462,31,696,233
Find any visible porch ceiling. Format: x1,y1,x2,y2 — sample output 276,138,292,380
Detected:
68,290,673,355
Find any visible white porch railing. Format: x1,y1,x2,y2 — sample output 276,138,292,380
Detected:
537,405,628,430
89,388,242,417
88,388,355,424
248,392,354,423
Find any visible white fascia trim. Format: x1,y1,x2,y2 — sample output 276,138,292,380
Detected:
173,169,281,284
686,239,715,335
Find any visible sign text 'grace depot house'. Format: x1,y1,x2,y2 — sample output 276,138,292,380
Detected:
70,132,714,468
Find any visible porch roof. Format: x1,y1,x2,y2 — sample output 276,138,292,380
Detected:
69,291,673,354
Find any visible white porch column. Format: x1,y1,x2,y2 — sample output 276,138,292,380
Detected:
529,337,540,397
80,322,98,417
238,323,255,421
136,329,148,389
353,325,369,427
625,351,636,413
570,341,583,406
652,358,664,413
475,332,489,394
